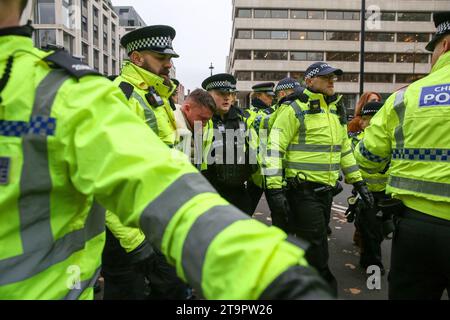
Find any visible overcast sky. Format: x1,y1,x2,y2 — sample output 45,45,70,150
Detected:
112,0,233,92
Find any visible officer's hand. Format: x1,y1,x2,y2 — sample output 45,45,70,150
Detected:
353,181,374,209
265,188,291,223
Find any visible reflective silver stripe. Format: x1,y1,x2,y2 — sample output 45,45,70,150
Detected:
19,69,70,254
284,161,340,171
365,177,388,185
393,89,407,150
288,144,342,153
342,149,352,157
389,175,450,198
262,168,283,176
342,165,360,175
290,101,306,145
182,205,249,298
131,92,159,135
62,267,101,300
0,202,105,286
140,173,217,249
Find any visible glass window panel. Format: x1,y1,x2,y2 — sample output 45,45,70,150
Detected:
236,9,251,18
254,9,270,18
37,0,55,24
339,73,359,82
271,31,288,39
290,72,305,81
398,12,431,22
308,31,324,40
235,71,251,81
326,52,359,62
343,11,360,20
236,30,251,39
254,51,288,60
364,73,393,83
397,33,430,43
307,52,324,61
272,10,288,18
326,32,359,41
37,29,56,48
254,30,271,39
291,10,307,19
234,50,252,60
396,74,426,83
308,11,324,19
365,32,395,42
254,71,288,81
365,52,395,62
396,53,429,63
291,31,306,40
291,52,307,60
327,11,343,20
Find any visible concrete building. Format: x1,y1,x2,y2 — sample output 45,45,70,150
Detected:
227,0,449,111
24,0,120,75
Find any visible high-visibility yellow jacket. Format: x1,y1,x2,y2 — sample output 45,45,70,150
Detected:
0,29,328,300
354,51,450,221
350,132,388,192
265,89,363,189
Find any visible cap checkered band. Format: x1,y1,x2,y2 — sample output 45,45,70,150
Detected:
275,83,298,92
305,63,332,79
437,21,450,35
126,36,173,53
206,81,234,91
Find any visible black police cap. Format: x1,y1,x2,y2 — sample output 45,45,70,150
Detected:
304,62,343,79
121,25,179,57
252,82,275,96
426,11,450,52
275,77,301,93
201,73,237,92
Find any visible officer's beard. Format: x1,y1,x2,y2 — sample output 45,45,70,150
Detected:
141,60,171,86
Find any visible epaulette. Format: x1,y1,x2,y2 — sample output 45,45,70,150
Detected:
279,91,309,105
118,81,134,100
43,50,101,80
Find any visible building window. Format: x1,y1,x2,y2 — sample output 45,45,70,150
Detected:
291,31,324,40
326,52,359,62
119,8,129,14
103,31,108,51
93,7,98,17
254,51,288,60
234,50,251,60
235,71,252,81
397,33,430,43
82,42,89,64
63,32,73,54
82,0,87,9
291,51,324,61
326,31,359,41
62,0,73,28
103,55,109,75
365,52,395,62
236,30,251,39
290,72,305,80
339,73,359,82
236,8,251,18
93,25,99,47
36,29,56,48
93,50,99,71
364,73,393,83
254,71,288,81
396,53,429,63
365,32,395,42
127,20,135,26
365,11,396,21
254,30,288,40
396,74,426,83
36,0,55,24
112,39,116,56
397,12,431,22
254,9,288,19
112,59,116,74
81,16,88,40
327,11,360,20
291,10,324,19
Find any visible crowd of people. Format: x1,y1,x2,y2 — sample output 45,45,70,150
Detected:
0,0,449,300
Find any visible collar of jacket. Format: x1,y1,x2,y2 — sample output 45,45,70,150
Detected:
0,25,35,59
431,51,450,74
120,61,175,99
214,105,241,122
251,98,269,109
304,88,341,106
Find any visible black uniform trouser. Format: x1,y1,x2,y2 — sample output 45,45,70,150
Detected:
389,206,450,300
102,228,188,300
286,184,337,296
247,180,264,214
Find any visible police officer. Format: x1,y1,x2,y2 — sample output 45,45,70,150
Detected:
264,62,374,295
201,73,256,215
349,101,395,275
103,25,188,300
0,0,334,300
250,82,276,113
354,11,450,300
275,77,303,104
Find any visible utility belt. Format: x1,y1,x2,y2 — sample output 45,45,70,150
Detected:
286,176,335,195
401,205,450,226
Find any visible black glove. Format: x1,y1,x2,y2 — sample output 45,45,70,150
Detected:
353,181,375,209
265,188,290,232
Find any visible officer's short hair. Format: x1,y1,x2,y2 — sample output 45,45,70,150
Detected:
186,89,217,113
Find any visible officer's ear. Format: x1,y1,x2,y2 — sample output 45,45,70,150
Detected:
443,35,450,53
130,51,145,67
